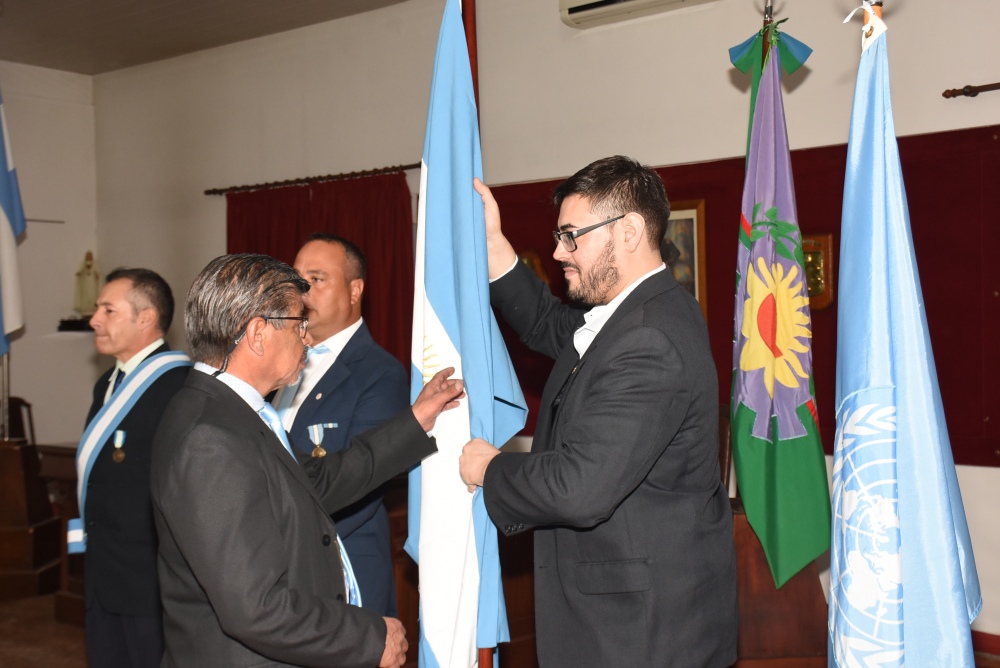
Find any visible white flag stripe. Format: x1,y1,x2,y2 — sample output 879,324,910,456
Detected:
0,206,22,335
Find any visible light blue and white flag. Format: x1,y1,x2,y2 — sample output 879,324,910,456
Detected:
829,6,982,667
405,1,527,667
0,87,26,356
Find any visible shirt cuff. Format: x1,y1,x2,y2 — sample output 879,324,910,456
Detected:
489,257,520,284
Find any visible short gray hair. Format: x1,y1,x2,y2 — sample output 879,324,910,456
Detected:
185,254,309,366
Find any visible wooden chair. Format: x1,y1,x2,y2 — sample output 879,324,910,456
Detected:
3,396,36,444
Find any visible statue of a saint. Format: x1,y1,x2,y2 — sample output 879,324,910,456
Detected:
74,251,100,317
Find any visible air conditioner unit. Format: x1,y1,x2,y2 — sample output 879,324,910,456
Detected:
560,0,718,29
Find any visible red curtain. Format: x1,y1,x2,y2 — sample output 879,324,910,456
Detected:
226,172,414,368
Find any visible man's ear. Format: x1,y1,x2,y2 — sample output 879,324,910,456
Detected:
242,317,268,358
349,278,364,306
620,212,647,253
136,307,157,332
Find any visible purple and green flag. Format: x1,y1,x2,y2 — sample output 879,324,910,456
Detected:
730,24,831,589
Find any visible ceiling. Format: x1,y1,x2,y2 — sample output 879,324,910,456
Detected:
0,0,410,75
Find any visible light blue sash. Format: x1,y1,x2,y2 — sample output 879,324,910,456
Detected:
67,351,192,553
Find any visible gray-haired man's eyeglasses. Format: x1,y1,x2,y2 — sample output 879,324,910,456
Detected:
552,214,624,252
261,315,309,338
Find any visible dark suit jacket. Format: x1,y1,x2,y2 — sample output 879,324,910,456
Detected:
83,342,188,617
151,370,435,668
288,322,408,617
486,262,738,668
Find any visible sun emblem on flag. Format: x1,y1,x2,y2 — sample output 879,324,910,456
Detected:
421,337,441,383
739,257,811,398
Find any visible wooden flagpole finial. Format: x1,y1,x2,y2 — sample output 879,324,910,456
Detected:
762,0,774,61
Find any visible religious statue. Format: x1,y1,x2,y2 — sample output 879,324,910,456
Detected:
74,251,100,317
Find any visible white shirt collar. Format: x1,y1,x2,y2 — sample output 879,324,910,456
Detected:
193,362,265,413
573,264,666,358
273,318,363,430
314,317,363,359
115,337,166,376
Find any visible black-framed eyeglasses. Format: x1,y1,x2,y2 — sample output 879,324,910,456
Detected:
552,214,625,252
213,314,309,377
261,315,309,338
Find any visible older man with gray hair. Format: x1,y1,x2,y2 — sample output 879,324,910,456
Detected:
151,254,462,668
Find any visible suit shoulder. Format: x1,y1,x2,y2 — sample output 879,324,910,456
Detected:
363,343,407,376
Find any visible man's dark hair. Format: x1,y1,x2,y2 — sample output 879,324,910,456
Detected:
306,233,367,282
105,267,174,334
553,155,671,250
185,254,310,366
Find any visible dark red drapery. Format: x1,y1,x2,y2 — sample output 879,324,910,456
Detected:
225,172,415,368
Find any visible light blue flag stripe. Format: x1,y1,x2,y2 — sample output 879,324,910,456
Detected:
406,0,528,664
0,88,27,356
830,27,981,668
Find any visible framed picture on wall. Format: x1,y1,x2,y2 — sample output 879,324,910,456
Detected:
662,199,707,320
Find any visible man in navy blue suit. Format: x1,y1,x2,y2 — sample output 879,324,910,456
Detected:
273,234,409,616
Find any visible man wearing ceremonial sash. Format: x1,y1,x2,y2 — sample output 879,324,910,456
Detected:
151,254,462,667
76,268,191,668
272,234,408,617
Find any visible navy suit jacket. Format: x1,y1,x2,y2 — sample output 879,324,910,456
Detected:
288,322,409,616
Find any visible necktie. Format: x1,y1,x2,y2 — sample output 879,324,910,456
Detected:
112,368,125,394
258,401,361,606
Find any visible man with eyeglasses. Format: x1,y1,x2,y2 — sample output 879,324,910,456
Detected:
150,254,463,668
272,234,409,618
460,156,738,668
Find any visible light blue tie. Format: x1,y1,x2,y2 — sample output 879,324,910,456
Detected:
258,401,362,606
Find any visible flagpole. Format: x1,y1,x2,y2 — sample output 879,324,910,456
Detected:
461,0,480,117
761,0,773,61
866,1,883,23
1,353,9,440
459,2,494,667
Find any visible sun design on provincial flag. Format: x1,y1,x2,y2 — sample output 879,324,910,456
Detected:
740,257,811,398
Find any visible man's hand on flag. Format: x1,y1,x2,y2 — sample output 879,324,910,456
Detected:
411,367,465,431
473,178,518,280
459,438,500,492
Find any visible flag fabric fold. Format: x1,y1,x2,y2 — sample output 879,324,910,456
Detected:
829,9,981,667
729,23,812,159
406,0,528,666
0,88,27,356
730,28,831,589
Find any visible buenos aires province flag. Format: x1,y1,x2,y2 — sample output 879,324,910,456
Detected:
829,7,981,667
730,31,830,590
406,1,528,666
0,87,26,356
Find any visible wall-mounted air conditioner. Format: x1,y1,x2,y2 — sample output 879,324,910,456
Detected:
560,0,718,30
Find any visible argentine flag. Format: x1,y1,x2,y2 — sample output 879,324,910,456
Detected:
829,6,981,667
406,0,527,666
0,87,26,356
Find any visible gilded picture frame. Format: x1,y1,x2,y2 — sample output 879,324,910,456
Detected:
663,199,707,320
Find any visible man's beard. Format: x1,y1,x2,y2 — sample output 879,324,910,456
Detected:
564,237,621,305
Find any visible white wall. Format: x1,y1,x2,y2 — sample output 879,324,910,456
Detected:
477,0,1000,183
0,61,102,444
3,0,997,637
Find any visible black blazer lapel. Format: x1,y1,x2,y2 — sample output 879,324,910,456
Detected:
190,371,331,516
584,269,676,359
